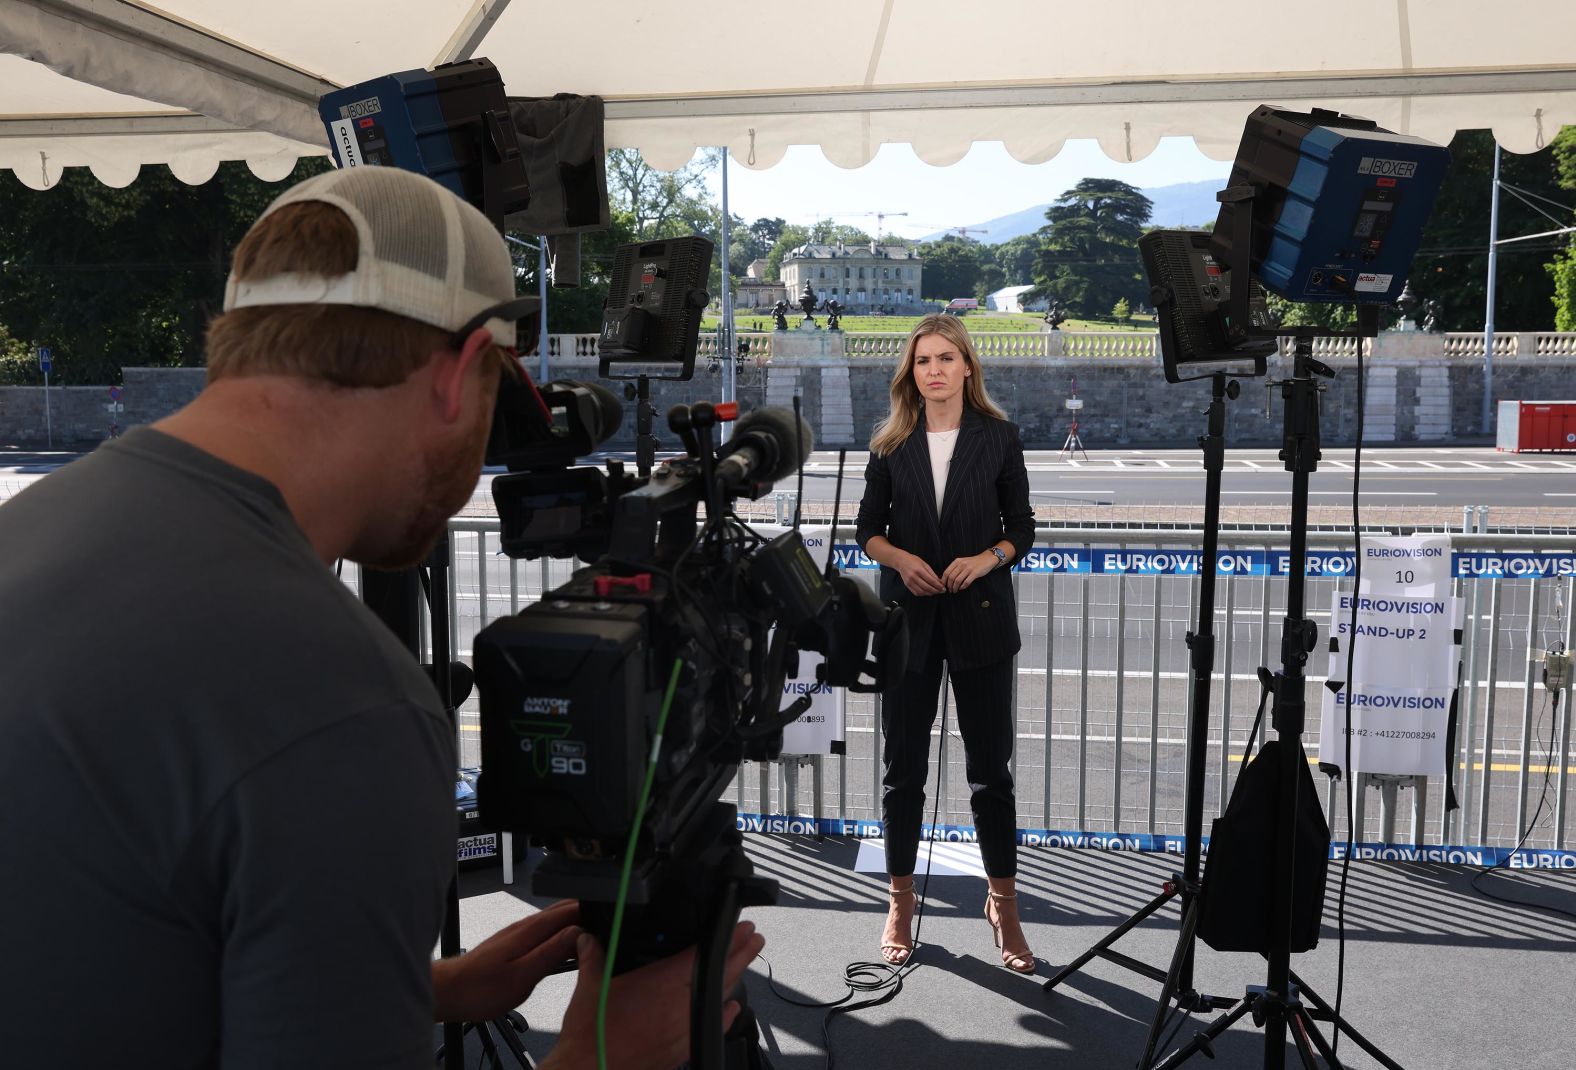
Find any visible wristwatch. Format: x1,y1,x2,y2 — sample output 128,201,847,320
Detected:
988,546,1008,569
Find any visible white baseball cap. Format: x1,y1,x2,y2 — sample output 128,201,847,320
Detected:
223,166,537,347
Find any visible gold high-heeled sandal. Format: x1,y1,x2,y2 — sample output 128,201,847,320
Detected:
984,890,1036,974
881,884,916,966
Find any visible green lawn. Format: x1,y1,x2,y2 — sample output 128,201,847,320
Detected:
705,311,1157,333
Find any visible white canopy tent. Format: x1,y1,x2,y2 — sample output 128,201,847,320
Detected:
3,0,1575,189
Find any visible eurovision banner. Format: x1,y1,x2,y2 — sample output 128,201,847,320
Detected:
759,525,844,756
830,544,1576,580
1319,535,1460,776
733,813,1576,869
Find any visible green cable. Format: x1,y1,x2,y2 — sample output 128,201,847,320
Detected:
598,657,685,1070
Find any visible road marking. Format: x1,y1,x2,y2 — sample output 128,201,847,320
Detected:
1219,490,1437,496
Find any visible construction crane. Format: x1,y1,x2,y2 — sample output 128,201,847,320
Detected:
830,210,910,241
946,225,990,241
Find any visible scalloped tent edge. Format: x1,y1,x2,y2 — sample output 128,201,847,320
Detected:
1,0,1573,187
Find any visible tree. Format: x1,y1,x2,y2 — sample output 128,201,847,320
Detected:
1031,179,1152,318
1111,297,1131,321
748,217,787,249
1264,293,1359,332
807,220,873,246
604,148,719,242
722,214,760,282
993,234,1043,286
764,225,812,281
0,158,332,385
509,211,637,337
1547,126,1576,330
1404,129,1567,331
918,237,983,300
975,264,1006,303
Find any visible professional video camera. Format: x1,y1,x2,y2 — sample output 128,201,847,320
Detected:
473,236,908,978
321,60,905,1066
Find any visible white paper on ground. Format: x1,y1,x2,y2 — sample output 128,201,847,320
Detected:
853,838,987,878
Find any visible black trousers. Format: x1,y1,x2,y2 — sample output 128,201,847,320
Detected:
881,624,1018,879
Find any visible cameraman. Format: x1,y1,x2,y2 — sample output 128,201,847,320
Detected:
0,166,762,1067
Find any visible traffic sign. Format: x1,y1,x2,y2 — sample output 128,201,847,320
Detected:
37,346,51,374
108,385,122,402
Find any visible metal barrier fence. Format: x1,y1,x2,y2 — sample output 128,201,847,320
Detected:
342,521,1575,854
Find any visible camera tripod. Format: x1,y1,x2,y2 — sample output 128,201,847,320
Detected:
362,534,518,1068
533,803,778,1070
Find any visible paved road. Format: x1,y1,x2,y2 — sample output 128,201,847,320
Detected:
782,447,1576,510
6,446,1573,512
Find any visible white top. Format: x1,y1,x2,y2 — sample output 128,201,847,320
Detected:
927,427,960,515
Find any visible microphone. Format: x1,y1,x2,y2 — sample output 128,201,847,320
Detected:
714,406,814,490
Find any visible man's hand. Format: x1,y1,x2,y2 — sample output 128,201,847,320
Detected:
896,552,946,597
432,899,581,1023
540,921,766,1070
941,552,997,593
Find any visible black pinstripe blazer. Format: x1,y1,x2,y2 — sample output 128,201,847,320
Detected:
855,404,1034,673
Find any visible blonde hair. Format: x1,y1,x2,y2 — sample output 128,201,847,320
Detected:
204,201,459,388
869,314,1007,456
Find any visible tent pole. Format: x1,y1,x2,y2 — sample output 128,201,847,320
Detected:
538,235,550,383
720,145,734,442
1481,142,1500,435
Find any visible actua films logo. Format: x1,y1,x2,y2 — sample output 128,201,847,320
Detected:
1357,157,1417,179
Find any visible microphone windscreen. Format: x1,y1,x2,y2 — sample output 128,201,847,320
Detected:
732,406,815,482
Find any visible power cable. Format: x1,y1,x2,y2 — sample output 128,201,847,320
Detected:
1329,340,1364,1058
1496,181,1576,218
758,679,955,1070
1468,689,1574,921
598,659,685,1070
1495,184,1575,231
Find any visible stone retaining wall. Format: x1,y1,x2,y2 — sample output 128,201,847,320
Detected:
3,334,1571,450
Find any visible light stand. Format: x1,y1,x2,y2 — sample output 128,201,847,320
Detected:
1059,380,1089,460
631,374,659,478
1042,372,1238,1026
1145,186,1403,1070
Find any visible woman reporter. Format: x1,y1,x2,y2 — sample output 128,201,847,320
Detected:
855,314,1036,973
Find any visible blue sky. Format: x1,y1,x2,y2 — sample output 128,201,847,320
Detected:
704,137,1232,241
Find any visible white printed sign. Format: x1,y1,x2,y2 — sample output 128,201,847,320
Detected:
1319,535,1459,776
330,119,362,167
757,524,846,755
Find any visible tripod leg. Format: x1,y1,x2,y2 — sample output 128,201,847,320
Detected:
1294,1007,1341,1070
1289,973,1406,1070
488,1014,536,1069
476,1019,502,1066
1137,895,1201,1066
1287,1007,1326,1070
1041,885,1177,992
1148,997,1253,1070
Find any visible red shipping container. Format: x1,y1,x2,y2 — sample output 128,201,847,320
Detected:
1496,400,1576,452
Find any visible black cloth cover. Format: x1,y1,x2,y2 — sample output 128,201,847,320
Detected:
1198,738,1331,955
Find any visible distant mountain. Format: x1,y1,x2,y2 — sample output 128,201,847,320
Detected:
921,180,1225,243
